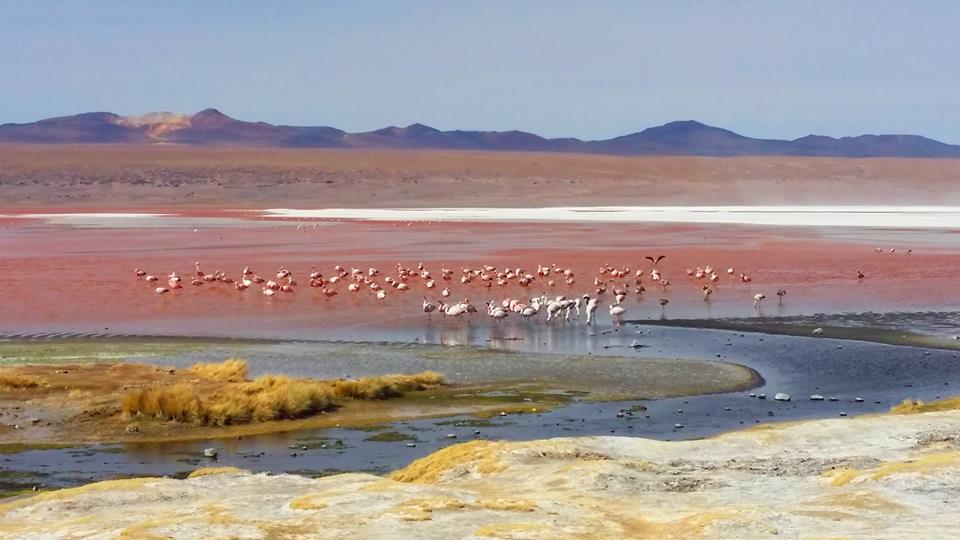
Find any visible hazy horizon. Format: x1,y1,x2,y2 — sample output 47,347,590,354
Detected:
3,1,958,143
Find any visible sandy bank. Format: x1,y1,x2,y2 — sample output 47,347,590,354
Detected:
3,406,959,538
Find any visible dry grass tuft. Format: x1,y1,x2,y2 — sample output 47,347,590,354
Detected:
890,396,960,414
122,378,334,426
121,383,201,423
188,359,248,382
121,367,444,427
0,371,40,389
330,371,444,400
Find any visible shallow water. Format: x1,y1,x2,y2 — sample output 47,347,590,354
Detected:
4,324,960,493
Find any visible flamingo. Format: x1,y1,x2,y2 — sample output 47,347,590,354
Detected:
584,297,599,326
422,297,436,317
776,289,787,304
753,293,766,309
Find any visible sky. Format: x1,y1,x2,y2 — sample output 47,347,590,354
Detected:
1,1,958,142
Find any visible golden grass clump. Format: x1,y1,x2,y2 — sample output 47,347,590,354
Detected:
121,383,201,423
331,371,444,400
122,377,335,426
226,376,335,425
890,396,960,414
120,368,444,426
0,370,40,389
188,358,248,382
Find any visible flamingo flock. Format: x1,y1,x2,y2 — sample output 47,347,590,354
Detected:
132,252,827,326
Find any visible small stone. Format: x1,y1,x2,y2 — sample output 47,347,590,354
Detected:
839,412,848,417
203,448,219,458
774,393,791,402
758,394,767,400
810,394,824,401
674,423,684,429
812,328,824,335
445,433,457,439
405,442,416,447
854,397,864,403
125,423,139,433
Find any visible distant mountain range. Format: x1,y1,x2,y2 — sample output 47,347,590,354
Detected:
1,108,958,158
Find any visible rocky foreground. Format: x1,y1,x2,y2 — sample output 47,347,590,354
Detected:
2,409,959,539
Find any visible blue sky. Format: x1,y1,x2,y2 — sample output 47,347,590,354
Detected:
1,1,957,142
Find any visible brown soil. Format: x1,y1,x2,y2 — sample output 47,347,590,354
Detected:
2,145,958,207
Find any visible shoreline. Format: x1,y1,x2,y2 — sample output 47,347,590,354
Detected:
5,405,960,538
632,316,960,351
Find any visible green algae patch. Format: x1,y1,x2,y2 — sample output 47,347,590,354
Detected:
366,431,417,443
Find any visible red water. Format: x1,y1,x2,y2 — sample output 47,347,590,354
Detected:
1,211,958,339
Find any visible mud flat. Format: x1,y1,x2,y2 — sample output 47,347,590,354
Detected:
2,404,959,538
635,311,960,351
0,345,759,448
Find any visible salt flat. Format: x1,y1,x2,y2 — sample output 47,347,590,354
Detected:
265,205,960,228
